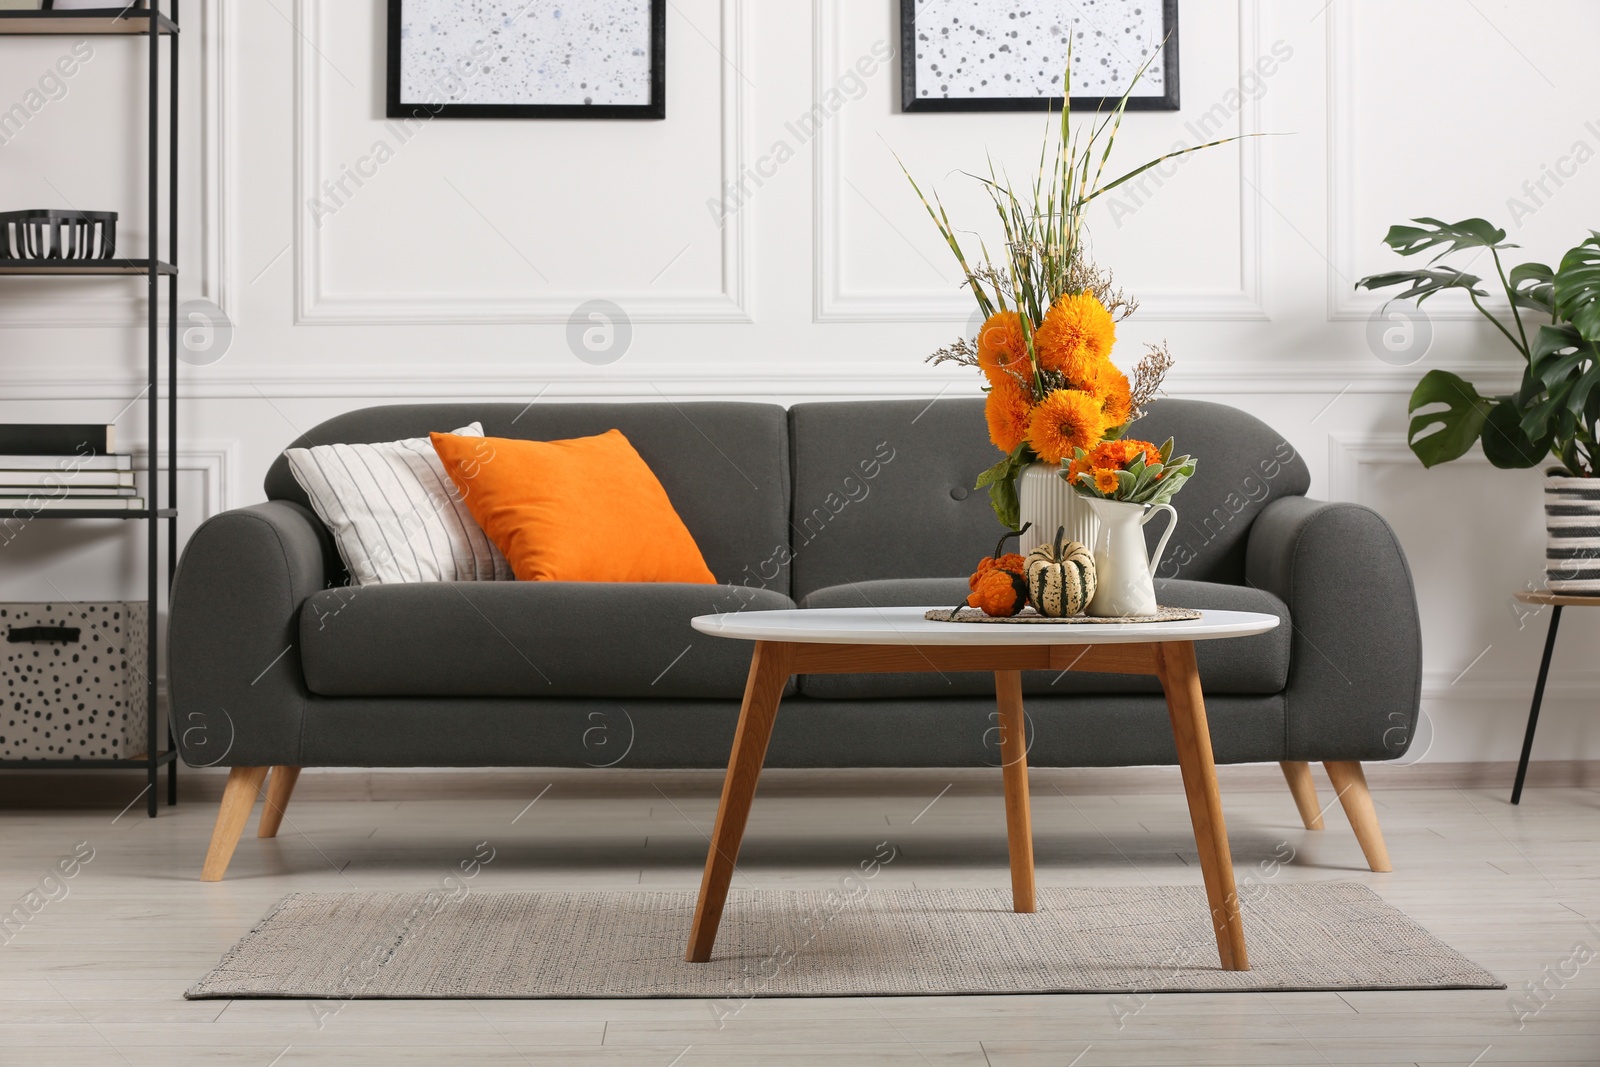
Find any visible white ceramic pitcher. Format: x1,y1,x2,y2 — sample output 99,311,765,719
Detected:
1083,496,1178,617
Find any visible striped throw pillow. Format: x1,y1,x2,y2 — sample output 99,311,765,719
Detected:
285,423,512,585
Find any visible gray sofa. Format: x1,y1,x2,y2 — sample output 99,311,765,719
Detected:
171,398,1420,880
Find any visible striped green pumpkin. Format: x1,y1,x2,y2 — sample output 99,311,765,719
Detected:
1025,526,1096,617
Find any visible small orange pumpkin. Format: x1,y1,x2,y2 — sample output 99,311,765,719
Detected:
963,523,1032,617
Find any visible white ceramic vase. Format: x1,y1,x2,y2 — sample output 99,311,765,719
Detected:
1544,471,1600,593
1083,496,1179,617
1016,463,1098,557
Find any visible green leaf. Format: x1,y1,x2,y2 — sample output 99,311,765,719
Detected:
974,445,1029,527
1480,398,1545,469
1520,392,1568,444
1554,232,1600,343
1566,363,1600,419
1381,217,1513,260
1130,461,1161,497
988,475,1020,530
1407,369,1492,467
1510,261,1556,315
1355,268,1488,305
1531,323,1589,385
974,456,1011,490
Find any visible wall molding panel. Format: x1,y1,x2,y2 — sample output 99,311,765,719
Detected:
813,0,1268,323
293,0,750,325
129,440,238,519
1326,430,1495,503
1323,3,1487,324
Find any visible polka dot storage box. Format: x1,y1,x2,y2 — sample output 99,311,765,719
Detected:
0,603,147,760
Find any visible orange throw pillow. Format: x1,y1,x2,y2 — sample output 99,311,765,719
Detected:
430,429,717,584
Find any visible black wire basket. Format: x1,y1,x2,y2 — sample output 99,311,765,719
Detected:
0,210,118,261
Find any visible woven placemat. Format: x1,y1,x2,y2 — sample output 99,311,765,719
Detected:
925,606,1203,624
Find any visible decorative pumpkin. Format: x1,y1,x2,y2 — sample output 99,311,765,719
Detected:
964,523,1032,617
1025,525,1096,617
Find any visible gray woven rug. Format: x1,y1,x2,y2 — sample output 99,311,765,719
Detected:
187,882,1500,999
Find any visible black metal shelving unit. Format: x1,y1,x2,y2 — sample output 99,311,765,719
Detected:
0,3,180,816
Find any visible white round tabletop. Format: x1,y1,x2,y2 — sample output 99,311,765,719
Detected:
690,607,1279,646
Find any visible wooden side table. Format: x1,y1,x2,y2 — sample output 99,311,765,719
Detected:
1510,591,1600,803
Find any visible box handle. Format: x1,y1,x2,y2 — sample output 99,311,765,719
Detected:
7,626,81,644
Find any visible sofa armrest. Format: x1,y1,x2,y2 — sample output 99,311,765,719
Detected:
169,501,335,768
1245,496,1422,762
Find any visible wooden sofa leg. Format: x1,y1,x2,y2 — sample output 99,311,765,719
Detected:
258,766,301,838
1279,761,1325,830
1323,761,1392,873
202,766,268,882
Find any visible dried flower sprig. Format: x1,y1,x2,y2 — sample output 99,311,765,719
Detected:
927,335,981,370
1128,342,1175,420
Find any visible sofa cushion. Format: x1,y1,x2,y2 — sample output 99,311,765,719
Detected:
786,399,1001,602
284,422,512,585
785,397,1311,599
431,429,716,584
299,581,793,699
265,402,791,591
796,576,1290,699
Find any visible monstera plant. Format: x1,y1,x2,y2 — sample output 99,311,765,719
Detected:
1356,219,1600,476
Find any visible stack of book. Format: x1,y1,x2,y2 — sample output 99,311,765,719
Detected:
0,424,141,513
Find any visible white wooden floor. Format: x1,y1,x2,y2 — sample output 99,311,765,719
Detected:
1,762,1596,1066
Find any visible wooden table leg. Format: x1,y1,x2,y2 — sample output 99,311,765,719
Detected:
686,640,794,963
1156,641,1249,971
993,670,1036,912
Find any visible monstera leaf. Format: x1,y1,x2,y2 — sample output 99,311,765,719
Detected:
1555,232,1600,342
1407,370,1491,467
1521,325,1600,440
1509,261,1556,315
1381,217,1514,259
1356,218,1508,315
1408,371,1546,470
1480,401,1546,469
1357,268,1488,306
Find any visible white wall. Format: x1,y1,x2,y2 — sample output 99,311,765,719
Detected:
0,0,1596,763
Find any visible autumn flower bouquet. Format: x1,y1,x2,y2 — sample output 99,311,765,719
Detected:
1068,438,1195,506
905,50,1237,528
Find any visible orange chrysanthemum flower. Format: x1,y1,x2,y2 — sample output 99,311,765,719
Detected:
1120,439,1164,469
1027,388,1106,465
984,374,1033,454
1090,363,1133,427
1033,292,1116,384
976,310,1032,385
1069,438,1164,494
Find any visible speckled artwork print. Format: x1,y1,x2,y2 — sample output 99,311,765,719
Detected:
399,0,652,107
911,0,1167,101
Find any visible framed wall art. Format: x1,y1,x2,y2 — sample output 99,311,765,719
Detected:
900,0,1179,113
387,0,666,120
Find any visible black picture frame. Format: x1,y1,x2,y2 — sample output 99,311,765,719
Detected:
386,0,666,120
900,0,1179,113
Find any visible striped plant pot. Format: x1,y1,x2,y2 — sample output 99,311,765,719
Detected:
1017,463,1098,558
1544,472,1600,593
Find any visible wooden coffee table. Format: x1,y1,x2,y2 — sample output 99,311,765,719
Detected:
683,606,1281,972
